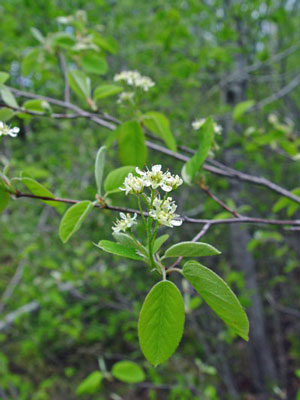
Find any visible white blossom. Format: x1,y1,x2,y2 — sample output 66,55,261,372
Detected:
192,118,206,130
161,171,183,192
112,213,137,233
120,173,144,195
117,91,135,104
136,165,183,192
0,121,19,138
149,196,182,228
113,70,155,91
192,118,222,135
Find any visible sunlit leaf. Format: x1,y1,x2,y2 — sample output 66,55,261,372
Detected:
118,121,147,168
95,146,106,196
76,371,103,396
95,240,144,261
182,117,214,184
183,260,249,340
59,201,93,243
112,361,145,383
142,111,177,152
138,280,185,365
163,241,221,258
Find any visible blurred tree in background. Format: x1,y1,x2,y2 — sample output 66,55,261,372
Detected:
0,0,300,399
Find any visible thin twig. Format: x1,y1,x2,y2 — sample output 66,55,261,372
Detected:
6,85,300,205
200,181,241,218
13,191,300,228
168,223,212,269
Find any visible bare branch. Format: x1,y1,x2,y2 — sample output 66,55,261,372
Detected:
6,85,300,206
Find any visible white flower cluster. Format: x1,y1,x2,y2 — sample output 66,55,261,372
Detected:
0,121,19,138
114,70,155,91
112,212,137,233
149,196,182,227
120,165,183,195
117,91,135,104
120,165,183,228
192,118,222,135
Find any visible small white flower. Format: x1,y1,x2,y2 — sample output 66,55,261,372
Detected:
0,121,19,138
117,91,135,104
113,70,155,92
149,196,182,228
136,164,165,190
120,173,144,195
162,171,183,192
192,118,222,135
135,165,182,193
192,118,206,130
112,212,137,233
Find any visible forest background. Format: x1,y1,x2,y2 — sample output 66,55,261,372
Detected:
0,1,300,399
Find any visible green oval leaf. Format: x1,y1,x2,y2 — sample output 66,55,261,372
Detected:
182,117,214,184
0,72,9,85
183,260,249,341
112,361,145,383
68,70,91,99
51,33,76,49
94,84,123,101
153,234,169,253
142,111,177,152
81,53,108,75
23,99,51,113
163,241,221,258
0,107,15,122
118,121,147,168
95,146,106,196
0,187,9,214
233,100,254,121
95,240,144,261
59,201,93,243
93,33,118,54
0,86,18,108
104,166,136,194
113,232,147,256
22,48,41,76
76,371,103,396
21,177,62,210
138,280,185,366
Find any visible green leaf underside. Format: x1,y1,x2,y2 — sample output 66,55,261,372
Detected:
0,107,14,122
0,72,9,85
59,201,93,243
233,100,254,120
113,232,143,251
104,166,137,194
183,261,249,341
163,241,221,258
0,187,9,214
138,280,185,365
143,111,177,152
118,121,147,168
76,371,103,396
153,234,169,253
21,177,61,209
0,86,18,108
95,146,106,196
111,360,145,383
68,70,91,99
23,99,51,113
81,53,108,75
96,240,144,261
182,117,214,183
94,84,123,100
